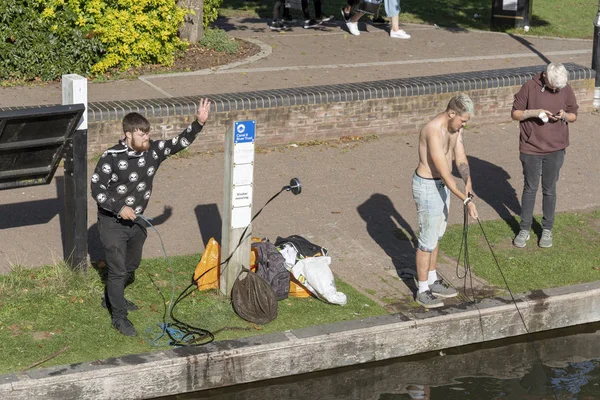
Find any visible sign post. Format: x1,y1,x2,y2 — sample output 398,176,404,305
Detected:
62,74,88,269
220,120,256,297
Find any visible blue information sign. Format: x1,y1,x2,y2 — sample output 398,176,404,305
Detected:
234,120,256,144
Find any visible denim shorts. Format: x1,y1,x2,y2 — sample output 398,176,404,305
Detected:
412,172,450,252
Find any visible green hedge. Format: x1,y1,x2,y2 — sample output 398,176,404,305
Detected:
0,0,103,81
0,0,225,82
203,0,223,27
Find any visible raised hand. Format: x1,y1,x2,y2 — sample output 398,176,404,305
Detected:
196,98,211,125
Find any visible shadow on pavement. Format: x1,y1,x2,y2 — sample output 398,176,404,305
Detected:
508,34,551,64
357,193,418,295
214,16,271,33
195,203,222,246
0,177,67,261
454,155,537,235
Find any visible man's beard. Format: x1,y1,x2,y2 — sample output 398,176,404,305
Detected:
131,140,149,152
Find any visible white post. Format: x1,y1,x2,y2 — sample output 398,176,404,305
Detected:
62,74,88,129
220,120,256,297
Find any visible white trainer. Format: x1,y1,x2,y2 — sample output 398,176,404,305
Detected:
346,21,360,36
390,29,411,39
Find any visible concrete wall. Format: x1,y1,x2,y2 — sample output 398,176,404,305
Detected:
2,281,600,400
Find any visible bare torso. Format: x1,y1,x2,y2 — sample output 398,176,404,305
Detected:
415,113,461,178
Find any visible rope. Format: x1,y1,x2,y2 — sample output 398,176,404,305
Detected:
134,184,291,347
474,216,558,399
448,202,558,400
136,214,214,347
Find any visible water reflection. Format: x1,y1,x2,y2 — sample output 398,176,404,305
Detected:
157,323,600,400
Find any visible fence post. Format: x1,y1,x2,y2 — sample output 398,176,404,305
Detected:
62,74,89,270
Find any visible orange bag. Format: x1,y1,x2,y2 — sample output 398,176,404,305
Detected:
289,277,311,298
195,238,262,290
193,238,221,290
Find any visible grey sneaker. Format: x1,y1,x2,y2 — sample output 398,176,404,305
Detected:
416,290,444,308
430,279,458,298
513,230,530,248
539,229,553,248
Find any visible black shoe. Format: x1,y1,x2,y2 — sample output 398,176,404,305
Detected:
340,7,350,22
270,21,289,31
303,19,320,29
112,318,138,337
282,14,296,23
101,295,139,311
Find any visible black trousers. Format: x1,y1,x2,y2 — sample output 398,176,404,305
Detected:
301,0,323,19
98,213,147,321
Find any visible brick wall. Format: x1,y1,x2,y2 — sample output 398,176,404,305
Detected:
87,77,594,157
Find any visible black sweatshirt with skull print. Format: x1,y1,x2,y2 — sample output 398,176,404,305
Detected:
91,120,203,218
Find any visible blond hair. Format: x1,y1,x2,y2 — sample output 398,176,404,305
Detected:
446,93,474,116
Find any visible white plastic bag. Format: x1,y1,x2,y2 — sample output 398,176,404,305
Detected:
290,256,347,305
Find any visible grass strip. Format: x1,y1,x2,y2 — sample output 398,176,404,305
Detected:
0,253,386,375
439,209,600,295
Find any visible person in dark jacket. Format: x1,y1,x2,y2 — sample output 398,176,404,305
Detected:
511,63,578,248
91,98,211,336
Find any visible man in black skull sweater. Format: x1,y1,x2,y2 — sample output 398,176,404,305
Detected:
91,98,211,336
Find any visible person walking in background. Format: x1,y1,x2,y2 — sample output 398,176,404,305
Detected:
91,99,211,336
511,63,578,248
341,0,365,36
412,94,478,308
384,0,410,39
282,2,297,24
301,0,334,29
270,0,289,31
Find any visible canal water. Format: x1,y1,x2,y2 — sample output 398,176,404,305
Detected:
157,322,600,400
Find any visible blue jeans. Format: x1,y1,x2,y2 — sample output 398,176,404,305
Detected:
412,172,450,252
519,150,565,231
384,0,400,17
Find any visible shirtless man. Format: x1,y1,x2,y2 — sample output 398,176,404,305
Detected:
412,93,478,308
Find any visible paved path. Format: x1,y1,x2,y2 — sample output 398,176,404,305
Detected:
1,18,592,107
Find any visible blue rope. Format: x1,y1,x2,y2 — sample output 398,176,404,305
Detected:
146,323,186,347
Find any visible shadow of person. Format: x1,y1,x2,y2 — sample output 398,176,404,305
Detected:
455,156,541,235
357,193,418,295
